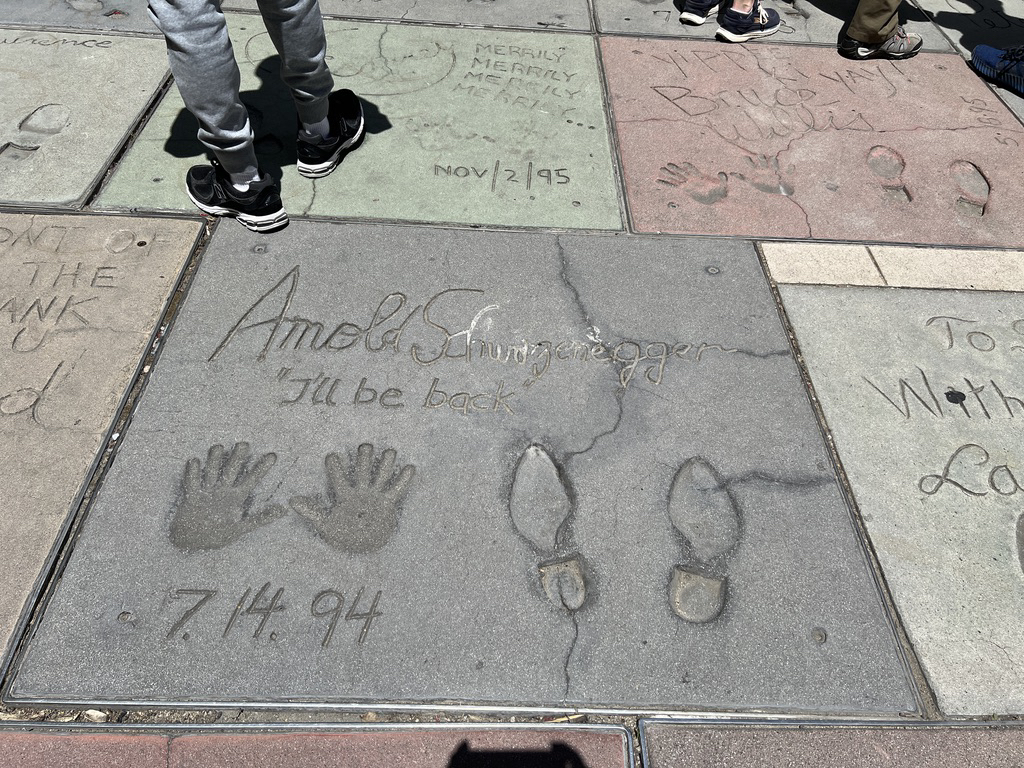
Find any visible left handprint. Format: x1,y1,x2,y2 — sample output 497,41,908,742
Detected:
170,442,286,551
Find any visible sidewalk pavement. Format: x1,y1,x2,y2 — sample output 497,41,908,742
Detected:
1,0,1024,765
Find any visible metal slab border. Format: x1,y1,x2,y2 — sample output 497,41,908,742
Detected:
0,211,207,698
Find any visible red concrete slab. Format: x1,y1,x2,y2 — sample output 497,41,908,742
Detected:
0,732,167,768
168,729,630,768
601,38,1024,247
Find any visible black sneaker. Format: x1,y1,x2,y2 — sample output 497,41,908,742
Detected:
838,25,922,59
297,89,365,179
717,0,780,41
680,0,720,25
185,161,288,233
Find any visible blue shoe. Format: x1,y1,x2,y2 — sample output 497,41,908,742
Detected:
680,0,720,25
971,45,1024,97
717,1,780,42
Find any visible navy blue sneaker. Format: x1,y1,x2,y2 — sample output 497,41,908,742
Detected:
717,0,780,41
680,0,720,25
185,161,288,233
971,44,1024,97
297,89,365,179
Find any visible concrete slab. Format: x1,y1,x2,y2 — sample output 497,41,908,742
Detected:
96,18,621,231
0,214,200,668
168,728,630,768
592,0,949,51
913,0,1024,54
641,722,1024,767
9,222,914,714
222,0,592,31
602,38,1024,247
0,29,168,208
759,242,884,285
0,732,167,768
870,245,1024,290
0,1,157,35
778,283,1024,715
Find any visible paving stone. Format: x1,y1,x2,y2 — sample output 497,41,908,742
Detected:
641,722,1024,767
913,0,1024,54
602,38,1024,247
759,242,883,286
96,18,621,231
778,283,1024,714
0,1,157,35
0,732,167,768
870,245,1024,291
0,29,168,208
592,0,949,50
168,728,630,768
10,222,914,714
222,0,592,31
0,214,200,667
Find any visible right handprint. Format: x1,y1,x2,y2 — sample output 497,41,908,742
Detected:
290,443,416,553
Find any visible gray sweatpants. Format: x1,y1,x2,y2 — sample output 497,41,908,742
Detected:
147,0,335,176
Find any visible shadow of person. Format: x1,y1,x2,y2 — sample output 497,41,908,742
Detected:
910,0,1024,51
164,55,392,180
767,0,931,30
447,741,590,768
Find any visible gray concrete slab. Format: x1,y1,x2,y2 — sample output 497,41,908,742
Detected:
0,213,201,669
0,1,157,35
593,0,950,50
779,283,1024,715
913,0,1024,53
641,721,1024,767
10,222,914,714
0,29,168,208
96,18,622,231
222,0,592,31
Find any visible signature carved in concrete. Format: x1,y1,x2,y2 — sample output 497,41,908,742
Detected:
510,444,587,611
667,456,741,623
290,443,415,553
170,442,286,551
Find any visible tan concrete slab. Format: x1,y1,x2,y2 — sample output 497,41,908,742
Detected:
760,241,884,285
641,722,1024,767
97,18,622,231
0,29,168,208
0,213,200,664
602,38,1024,247
779,283,1024,714
871,246,1024,290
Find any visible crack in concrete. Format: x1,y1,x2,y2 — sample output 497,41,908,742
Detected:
562,612,580,700
399,0,419,21
301,178,318,217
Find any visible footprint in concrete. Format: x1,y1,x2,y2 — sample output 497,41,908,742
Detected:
731,153,795,196
866,145,911,203
950,160,990,216
656,162,728,205
0,104,72,164
290,443,415,554
170,442,287,551
510,444,587,611
666,456,740,624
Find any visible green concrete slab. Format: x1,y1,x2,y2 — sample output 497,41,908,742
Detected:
97,18,622,232
0,213,200,669
222,0,593,31
0,29,168,208
779,283,1024,715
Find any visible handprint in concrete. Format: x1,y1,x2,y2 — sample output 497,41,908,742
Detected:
509,445,587,611
290,443,415,554
170,442,286,551
667,456,741,624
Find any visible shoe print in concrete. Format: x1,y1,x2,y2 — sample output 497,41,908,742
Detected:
641,721,1024,768
602,38,1024,247
0,213,200,669
780,283,1024,714
0,1,158,35
10,222,914,714
0,29,167,208
97,18,621,231
222,0,592,31
592,0,948,50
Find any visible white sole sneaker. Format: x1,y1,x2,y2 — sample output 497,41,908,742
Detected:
297,113,365,179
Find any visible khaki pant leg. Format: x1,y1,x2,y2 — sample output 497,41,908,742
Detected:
847,0,901,43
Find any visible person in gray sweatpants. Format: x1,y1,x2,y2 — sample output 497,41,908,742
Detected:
147,0,365,232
